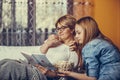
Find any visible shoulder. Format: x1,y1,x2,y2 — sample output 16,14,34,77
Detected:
82,38,119,56
83,38,113,50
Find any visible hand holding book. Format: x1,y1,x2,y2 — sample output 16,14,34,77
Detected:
21,52,56,70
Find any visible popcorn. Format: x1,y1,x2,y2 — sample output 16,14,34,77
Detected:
54,61,74,71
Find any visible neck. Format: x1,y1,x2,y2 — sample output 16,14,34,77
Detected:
64,37,74,46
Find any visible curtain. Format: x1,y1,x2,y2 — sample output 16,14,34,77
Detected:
73,0,94,20
0,0,68,46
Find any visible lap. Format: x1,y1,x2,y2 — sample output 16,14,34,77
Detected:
0,59,47,80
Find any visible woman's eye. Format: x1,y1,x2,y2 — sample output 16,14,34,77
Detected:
75,31,81,35
77,32,81,34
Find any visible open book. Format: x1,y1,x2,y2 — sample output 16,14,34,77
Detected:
21,52,56,70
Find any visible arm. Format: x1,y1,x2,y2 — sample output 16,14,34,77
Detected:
59,41,101,80
40,34,62,54
58,71,96,80
80,41,101,79
40,42,50,54
35,64,96,80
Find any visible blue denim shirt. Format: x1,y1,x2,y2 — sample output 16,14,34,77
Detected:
82,38,120,80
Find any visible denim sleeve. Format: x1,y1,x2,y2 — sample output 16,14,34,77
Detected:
82,39,120,79
82,42,101,78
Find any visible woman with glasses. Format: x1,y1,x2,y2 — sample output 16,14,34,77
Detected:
0,15,79,80
40,14,78,67
38,14,79,79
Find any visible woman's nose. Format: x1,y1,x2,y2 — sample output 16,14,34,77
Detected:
75,34,78,38
74,37,78,41
57,30,62,34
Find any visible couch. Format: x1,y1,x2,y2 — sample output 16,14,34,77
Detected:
0,46,40,60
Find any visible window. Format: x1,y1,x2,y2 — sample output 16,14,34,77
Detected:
0,0,72,46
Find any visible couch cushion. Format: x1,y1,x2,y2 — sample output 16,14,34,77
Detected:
0,46,40,60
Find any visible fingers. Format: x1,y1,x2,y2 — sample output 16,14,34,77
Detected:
57,71,70,76
69,46,76,51
68,41,76,47
46,39,62,48
68,41,76,45
44,40,47,43
43,34,62,48
57,73,66,76
68,41,78,51
35,64,48,74
59,70,69,74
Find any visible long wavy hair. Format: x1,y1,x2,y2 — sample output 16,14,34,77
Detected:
76,16,115,48
76,16,118,70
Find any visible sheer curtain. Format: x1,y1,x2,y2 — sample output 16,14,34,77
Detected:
0,0,94,46
36,0,67,31
0,0,68,46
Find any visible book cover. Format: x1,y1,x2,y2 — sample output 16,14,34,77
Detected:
21,52,56,70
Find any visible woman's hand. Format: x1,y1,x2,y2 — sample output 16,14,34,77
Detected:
45,34,62,48
35,64,57,77
57,70,72,77
35,64,48,74
40,34,62,54
58,70,97,80
68,41,78,51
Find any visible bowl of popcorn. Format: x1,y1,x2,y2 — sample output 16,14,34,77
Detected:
54,61,74,71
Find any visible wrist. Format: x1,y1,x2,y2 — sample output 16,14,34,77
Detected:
67,71,73,76
40,44,49,54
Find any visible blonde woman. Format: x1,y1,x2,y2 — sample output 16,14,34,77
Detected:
40,15,78,68
0,15,78,80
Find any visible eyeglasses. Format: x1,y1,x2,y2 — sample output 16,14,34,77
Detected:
56,26,69,32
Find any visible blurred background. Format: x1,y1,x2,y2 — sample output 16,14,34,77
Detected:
0,0,119,49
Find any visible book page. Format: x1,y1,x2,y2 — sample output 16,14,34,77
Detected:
21,52,56,70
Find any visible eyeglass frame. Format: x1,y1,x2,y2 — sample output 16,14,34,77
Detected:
56,26,69,32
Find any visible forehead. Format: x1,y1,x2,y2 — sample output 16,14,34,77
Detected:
75,24,83,31
57,23,66,28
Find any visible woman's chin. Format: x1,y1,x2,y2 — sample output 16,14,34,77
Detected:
78,41,82,44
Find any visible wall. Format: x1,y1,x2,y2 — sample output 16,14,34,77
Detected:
73,0,120,49
94,0,120,49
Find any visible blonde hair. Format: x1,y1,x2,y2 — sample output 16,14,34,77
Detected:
76,16,117,70
55,14,76,35
76,16,111,47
